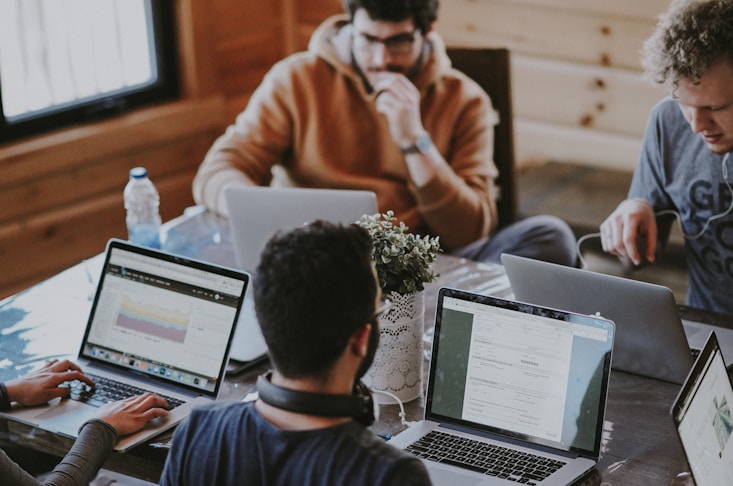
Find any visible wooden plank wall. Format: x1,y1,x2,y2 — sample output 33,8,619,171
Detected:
0,0,671,298
438,0,670,170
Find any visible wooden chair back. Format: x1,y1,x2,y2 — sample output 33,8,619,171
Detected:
447,47,517,229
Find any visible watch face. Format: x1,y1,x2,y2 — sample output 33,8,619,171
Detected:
400,133,432,155
415,133,432,153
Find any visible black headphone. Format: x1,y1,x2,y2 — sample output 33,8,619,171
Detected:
256,371,378,426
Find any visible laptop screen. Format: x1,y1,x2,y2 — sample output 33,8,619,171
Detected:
79,240,248,398
225,186,377,273
672,332,733,485
426,288,614,459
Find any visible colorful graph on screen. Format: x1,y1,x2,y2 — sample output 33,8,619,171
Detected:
116,295,191,343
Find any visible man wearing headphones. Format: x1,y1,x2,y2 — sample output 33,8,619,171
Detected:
160,221,431,485
600,0,733,314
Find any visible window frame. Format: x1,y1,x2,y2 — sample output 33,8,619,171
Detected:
0,0,179,143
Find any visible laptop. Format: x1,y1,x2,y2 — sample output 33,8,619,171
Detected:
678,304,733,362
671,331,733,485
501,253,699,385
223,186,377,365
390,287,615,486
0,239,249,451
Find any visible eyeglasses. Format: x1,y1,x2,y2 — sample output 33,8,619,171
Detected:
354,30,419,55
370,299,392,321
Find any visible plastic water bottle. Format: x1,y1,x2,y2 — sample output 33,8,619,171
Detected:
124,167,162,249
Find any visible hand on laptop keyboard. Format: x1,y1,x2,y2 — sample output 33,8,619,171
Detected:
94,393,172,436
64,373,184,410
61,374,174,436
4,358,95,407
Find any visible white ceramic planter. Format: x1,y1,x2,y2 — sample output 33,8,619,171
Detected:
363,290,424,404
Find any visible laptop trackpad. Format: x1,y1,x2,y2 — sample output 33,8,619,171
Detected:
37,400,92,435
428,464,490,486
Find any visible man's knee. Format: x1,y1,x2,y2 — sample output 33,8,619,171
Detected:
513,215,577,266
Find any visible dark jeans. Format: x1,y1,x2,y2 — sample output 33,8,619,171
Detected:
451,215,577,267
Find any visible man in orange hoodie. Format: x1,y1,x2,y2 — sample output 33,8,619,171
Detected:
193,0,576,266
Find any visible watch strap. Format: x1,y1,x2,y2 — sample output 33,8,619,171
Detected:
400,132,432,155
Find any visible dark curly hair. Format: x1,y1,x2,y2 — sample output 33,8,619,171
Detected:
254,220,377,379
342,0,439,33
642,0,733,87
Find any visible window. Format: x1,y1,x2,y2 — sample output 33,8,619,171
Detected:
0,0,178,143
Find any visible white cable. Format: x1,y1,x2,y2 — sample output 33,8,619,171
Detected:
576,152,731,263
654,152,732,240
576,232,601,269
664,153,732,239
371,389,420,427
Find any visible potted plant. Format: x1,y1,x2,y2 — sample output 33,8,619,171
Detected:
355,210,441,403
356,210,441,296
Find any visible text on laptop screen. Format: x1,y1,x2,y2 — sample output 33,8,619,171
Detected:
82,247,245,394
673,343,733,485
427,295,613,457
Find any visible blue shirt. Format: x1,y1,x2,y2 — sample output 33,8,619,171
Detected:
630,97,733,313
160,400,431,486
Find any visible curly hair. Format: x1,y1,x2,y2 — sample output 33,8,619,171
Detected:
342,0,439,33
641,0,733,87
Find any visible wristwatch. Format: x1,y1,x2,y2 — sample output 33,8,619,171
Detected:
400,132,433,155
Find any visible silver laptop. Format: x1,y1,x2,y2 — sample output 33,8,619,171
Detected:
678,304,733,364
502,253,704,385
0,239,248,451
671,331,733,485
390,287,615,486
223,186,377,364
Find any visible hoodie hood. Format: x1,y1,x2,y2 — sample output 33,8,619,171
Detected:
307,15,453,96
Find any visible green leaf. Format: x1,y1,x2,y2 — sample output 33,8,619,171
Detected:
356,211,442,295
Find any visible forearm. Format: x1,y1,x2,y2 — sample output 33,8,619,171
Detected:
193,160,255,216
0,420,117,486
412,82,499,249
411,163,496,250
44,420,117,486
193,122,293,216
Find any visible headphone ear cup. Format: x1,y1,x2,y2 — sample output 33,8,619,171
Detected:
256,373,377,426
352,381,377,426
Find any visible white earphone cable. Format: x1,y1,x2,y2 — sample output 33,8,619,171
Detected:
576,152,731,266
371,389,420,428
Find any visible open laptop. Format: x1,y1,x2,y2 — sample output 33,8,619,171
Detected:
671,331,733,485
0,239,248,451
501,253,714,385
390,287,615,485
223,186,377,365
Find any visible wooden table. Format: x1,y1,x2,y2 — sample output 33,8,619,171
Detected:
0,207,695,484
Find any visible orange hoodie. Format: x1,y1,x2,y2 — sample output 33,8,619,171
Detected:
192,15,499,250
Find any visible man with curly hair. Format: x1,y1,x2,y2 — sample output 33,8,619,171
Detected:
192,0,577,267
601,0,733,313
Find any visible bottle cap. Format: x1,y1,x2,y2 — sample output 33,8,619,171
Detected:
129,167,148,179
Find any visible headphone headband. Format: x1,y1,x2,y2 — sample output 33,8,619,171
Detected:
256,372,376,426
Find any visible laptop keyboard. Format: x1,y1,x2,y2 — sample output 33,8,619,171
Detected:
64,373,184,410
405,430,565,485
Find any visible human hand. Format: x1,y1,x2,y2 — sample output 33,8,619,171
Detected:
373,72,424,148
5,359,95,407
600,198,658,266
95,393,170,436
